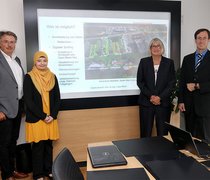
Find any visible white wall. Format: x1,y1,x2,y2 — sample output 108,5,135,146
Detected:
0,0,26,71
176,0,210,62
0,0,210,71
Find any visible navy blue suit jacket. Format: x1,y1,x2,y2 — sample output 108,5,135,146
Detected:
137,56,175,107
178,50,210,116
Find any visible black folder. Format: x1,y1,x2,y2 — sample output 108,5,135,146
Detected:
88,144,127,168
87,168,149,180
146,156,210,180
113,136,176,157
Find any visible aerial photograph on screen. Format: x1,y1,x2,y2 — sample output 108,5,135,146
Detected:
84,23,167,80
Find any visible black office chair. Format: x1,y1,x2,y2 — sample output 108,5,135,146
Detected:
52,147,84,180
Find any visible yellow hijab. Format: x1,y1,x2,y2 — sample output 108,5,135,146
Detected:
28,51,55,115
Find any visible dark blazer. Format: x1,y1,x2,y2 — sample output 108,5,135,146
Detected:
23,74,60,123
137,56,175,107
0,51,24,118
178,50,210,116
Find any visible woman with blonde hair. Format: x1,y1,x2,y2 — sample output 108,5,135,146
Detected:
137,38,175,137
23,51,60,180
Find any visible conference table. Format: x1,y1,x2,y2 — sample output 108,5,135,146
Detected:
86,136,210,180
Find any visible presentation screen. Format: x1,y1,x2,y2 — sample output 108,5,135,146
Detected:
37,9,170,99
23,0,181,110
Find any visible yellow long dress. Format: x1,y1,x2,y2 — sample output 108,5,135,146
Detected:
26,119,59,143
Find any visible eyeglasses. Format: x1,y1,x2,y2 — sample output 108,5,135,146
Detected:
0,40,16,45
151,45,161,49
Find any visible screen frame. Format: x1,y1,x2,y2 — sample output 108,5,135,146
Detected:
23,0,181,110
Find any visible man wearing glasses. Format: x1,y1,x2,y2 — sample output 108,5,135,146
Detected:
0,31,28,180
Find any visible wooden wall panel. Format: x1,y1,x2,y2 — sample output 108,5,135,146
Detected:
53,106,140,161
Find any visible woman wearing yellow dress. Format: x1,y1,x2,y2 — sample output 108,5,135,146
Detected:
23,51,60,180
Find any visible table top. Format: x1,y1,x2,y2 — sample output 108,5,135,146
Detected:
87,141,155,179
86,136,210,180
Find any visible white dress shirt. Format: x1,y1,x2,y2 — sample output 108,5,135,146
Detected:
154,64,159,85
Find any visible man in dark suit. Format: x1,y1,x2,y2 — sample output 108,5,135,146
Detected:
178,28,210,142
0,31,28,180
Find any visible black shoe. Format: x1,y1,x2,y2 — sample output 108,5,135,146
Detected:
13,171,28,179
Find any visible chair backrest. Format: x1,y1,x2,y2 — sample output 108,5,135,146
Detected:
52,147,84,180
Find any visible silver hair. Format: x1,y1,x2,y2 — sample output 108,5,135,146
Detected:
149,38,165,55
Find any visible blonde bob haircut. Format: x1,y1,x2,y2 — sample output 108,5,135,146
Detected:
149,38,165,55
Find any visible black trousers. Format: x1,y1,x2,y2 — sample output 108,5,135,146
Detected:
32,140,53,179
184,107,210,143
139,105,171,138
0,101,22,179
184,108,198,138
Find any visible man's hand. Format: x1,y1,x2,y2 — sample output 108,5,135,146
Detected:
178,103,186,112
0,112,6,121
187,83,197,92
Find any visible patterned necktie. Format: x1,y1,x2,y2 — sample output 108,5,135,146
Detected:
195,53,202,72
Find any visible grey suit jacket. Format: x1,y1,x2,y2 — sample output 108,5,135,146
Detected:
0,51,24,118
